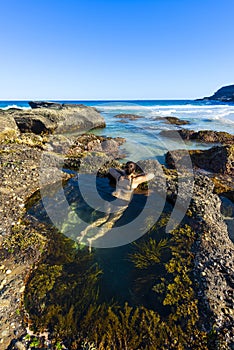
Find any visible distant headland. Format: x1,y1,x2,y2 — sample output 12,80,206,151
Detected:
197,84,234,102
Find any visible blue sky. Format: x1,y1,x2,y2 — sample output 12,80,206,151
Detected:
0,0,233,100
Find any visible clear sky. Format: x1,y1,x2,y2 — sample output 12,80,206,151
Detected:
0,0,234,100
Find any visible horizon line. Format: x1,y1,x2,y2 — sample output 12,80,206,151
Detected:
0,98,197,102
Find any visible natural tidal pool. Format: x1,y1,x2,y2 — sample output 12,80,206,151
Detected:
23,174,215,349
26,175,168,307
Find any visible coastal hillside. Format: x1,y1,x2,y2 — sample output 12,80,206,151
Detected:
197,84,234,102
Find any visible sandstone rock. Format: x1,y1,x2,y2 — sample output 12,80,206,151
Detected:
13,113,56,134
191,175,234,349
116,119,129,123
212,175,234,202
0,113,19,142
101,139,123,158
45,134,74,153
29,100,85,109
191,146,234,175
166,145,234,176
165,149,191,170
4,103,106,135
194,130,233,144
114,113,144,120
164,116,190,125
67,134,125,160
29,101,63,109
54,104,106,134
160,129,234,145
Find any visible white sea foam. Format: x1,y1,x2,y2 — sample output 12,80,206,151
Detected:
96,102,234,125
149,106,234,125
97,105,151,111
149,109,177,117
0,104,31,110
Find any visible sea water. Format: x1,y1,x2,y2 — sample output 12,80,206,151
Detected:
1,99,234,163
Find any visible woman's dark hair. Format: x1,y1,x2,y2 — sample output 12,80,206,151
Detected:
124,161,136,175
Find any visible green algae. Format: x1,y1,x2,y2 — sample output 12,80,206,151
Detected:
24,227,102,339
22,185,224,350
23,213,220,349
130,238,169,269
3,220,47,256
211,176,234,202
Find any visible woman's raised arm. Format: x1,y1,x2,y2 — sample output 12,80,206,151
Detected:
109,167,123,180
133,172,155,185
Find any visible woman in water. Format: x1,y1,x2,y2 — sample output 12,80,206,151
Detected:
78,161,155,251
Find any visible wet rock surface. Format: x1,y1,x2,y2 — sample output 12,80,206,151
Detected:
0,139,75,349
164,116,190,125
160,128,234,145
166,145,234,176
136,161,234,348
190,176,234,349
211,174,234,202
29,101,65,109
114,113,144,121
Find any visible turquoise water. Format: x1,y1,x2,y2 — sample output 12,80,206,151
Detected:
1,99,234,164
27,175,172,307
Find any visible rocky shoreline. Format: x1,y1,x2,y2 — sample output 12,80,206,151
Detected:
160,128,234,145
0,102,233,349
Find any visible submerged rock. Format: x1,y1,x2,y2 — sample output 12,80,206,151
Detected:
160,128,234,145
164,116,190,125
114,113,144,120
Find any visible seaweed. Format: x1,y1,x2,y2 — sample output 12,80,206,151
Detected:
24,228,102,341
130,238,169,269
23,217,215,349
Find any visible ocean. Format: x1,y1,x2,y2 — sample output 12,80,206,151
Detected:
1,99,234,163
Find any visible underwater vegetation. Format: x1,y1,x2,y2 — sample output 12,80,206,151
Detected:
23,214,219,349
24,228,101,341
130,237,169,269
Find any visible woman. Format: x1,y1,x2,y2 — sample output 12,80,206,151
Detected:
110,161,155,202
78,161,155,251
